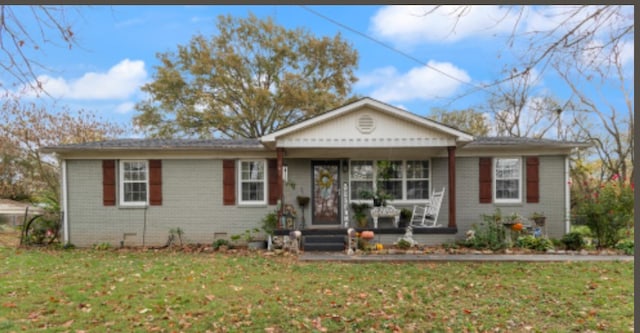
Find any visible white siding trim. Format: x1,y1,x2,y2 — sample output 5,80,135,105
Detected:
62,159,69,244
565,156,571,234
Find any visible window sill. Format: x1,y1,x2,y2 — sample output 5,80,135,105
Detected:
493,201,523,207
118,203,148,209
238,202,269,208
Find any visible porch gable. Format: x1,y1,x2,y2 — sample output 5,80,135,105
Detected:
261,98,473,149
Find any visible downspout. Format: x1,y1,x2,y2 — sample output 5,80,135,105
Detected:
564,156,571,234
61,159,70,244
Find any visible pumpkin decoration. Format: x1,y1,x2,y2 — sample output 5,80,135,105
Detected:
360,231,375,240
511,223,523,232
375,243,384,251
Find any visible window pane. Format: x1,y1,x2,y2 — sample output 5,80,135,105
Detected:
124,182,147,202
380,180,402,199
496,159,519,179
496,180,519,199
122,161,147,203
495,158,520,200
124,162,147,181
406,161,429,179
241,161,264,181
242,182,264,201
407,180,429,199
351,181,373,200
377,160,402,179
351,161,373,180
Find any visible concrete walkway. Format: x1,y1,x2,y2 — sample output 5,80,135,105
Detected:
299,252,634,263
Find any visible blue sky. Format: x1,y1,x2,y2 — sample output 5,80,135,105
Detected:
3,5,634,135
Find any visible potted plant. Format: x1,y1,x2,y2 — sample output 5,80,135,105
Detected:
530,212,546,226
296,196,310,207
399,208,413,228
351,202,371,228
238,228,267,250
358,189,393,207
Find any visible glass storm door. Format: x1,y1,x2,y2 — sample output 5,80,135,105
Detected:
312,161,341,226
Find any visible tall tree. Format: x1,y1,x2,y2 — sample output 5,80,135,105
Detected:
482,69,567,138
134,13,359,139
0,98,124,204
555,39,633,184
429,107,490,136
415,6,632,89
0,5,81,91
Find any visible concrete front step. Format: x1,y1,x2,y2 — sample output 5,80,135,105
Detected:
303,235,345,252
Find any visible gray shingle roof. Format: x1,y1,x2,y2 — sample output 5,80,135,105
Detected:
42,138,263,152
41,136,589,153
468,136,589,147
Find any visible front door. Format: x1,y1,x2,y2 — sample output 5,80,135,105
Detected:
311,161,341,226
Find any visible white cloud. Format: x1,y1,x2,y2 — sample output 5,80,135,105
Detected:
370,5,519,45
357,61,471,102
24,59,147,100
115,102,136,114
618,41,634,66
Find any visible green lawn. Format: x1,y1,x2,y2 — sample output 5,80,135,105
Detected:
0,247,633,332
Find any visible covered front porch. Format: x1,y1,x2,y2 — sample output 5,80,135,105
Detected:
258,99,472,241
272,150,459,232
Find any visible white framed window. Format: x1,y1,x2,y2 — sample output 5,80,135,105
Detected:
350,161,373,199
238,160,267,205
119,160,148,206
378,160,403,200
406,160,430,200
349,160,430,201
494,157,522,203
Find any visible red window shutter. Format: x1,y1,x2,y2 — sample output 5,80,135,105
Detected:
103,160,116,206
223,160,236,205
479,157,492,203
268,159,278,205
149,160,162,206
526,157,540,203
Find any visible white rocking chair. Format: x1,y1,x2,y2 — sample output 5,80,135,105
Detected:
409,187,445,228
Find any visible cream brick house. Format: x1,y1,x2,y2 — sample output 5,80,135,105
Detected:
42,98,587,248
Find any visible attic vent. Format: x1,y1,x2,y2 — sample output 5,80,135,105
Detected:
356,114,376,134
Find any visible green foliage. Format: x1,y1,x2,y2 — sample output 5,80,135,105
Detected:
575,178,633,248
395,239,412,250
261,211,278,236
21,215,60,246
614,239,634,255
234,228,263,243
429,107,490,136
0,98,124,204
515,235,554,251
351,202,370,227
400,208,413,220
561,232,586,251
134,13,358,139
168,227,184,246
212,239,230,250
464,209,506,251
93,242,111,250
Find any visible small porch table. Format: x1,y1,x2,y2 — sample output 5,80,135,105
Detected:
370,205,401,228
